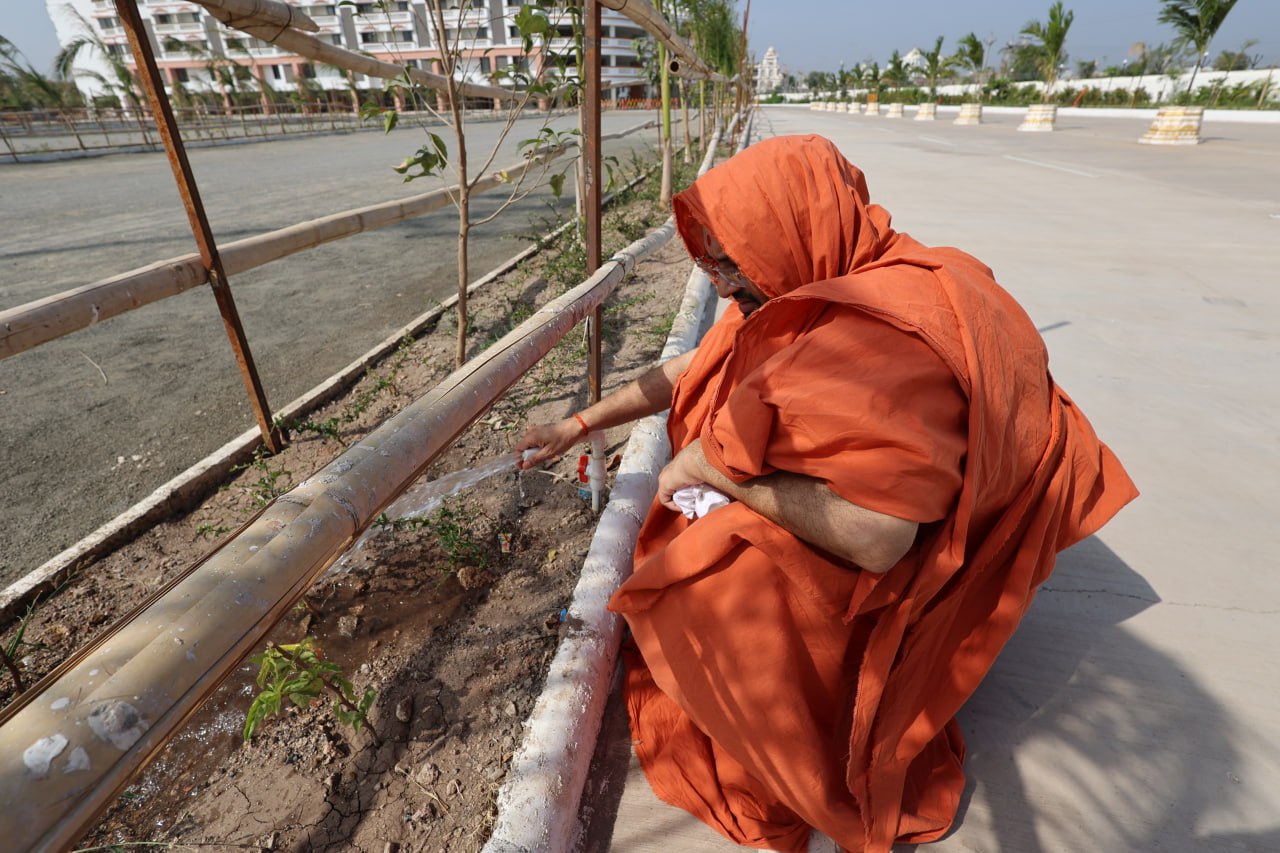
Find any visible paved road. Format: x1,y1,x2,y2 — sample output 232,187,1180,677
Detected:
597,106,1280,851
0,111,667,583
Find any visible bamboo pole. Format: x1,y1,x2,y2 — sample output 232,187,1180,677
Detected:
189,0,319,33
0,219,678,853
597,0,730,83
221,16,526,103
117,0,282,453
0,119,657,361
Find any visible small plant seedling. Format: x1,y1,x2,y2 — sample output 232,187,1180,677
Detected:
232,447,291,508
374,498,488,570
296,416,344,444
0,585,67,703
243,636,378,744
195,523,232,538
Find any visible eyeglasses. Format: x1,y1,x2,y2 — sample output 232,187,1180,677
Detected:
693,253,745,289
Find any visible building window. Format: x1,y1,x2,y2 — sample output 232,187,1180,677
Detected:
172,67,189,82
154,12,201,24
97,16,119,29
445,26,488,42
360,30,414,43
330,34,343,45
272,65,283,80
301,63,316,78
479,57,491,72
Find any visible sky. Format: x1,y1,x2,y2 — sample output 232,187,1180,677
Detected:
5,0,1279,76
745,0,1279,75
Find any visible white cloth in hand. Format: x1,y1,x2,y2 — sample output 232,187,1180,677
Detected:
672,484,732,519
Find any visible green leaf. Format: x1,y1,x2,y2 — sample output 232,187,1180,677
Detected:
513,4,555,52
382,109,398,133
549,172,565,198
428,131,447,161
392,142,447,183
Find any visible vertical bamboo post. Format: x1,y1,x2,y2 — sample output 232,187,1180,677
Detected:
584,0,604,404
116,0,283,453
585,0,605,512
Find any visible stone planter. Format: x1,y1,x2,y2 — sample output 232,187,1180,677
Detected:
885,102,905,118
1139,106,1204,145
915,103,937,121
865,100,880,116
1018,103,1058,132
954,102,982,125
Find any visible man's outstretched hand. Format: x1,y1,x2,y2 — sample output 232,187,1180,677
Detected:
514,418,585,470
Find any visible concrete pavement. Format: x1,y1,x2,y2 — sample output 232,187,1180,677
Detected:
577,105,1280,852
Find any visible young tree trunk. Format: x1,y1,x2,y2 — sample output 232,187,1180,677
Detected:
698,80,705,153
427,6,472,368
681,79,691,164
659,42,672,208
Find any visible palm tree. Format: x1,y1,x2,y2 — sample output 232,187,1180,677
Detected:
1213,38,1259,71
1158,0,1240,93
862,61,883,101
951,32,987,100
920,35,951,98
1020,2,1075,101
846,63,864,97
54,8,144,112
883,50,909,94
0,34,80,109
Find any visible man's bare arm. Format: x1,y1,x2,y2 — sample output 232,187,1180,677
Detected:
658,439,918,573
515,349,697,469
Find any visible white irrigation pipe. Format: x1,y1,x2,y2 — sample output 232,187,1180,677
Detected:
484,119,728,853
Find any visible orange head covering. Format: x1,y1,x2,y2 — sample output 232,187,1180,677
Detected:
672,134,896,298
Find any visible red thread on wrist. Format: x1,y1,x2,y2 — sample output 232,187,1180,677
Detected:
573,412,590,435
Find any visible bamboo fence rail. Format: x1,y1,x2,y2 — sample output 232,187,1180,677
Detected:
189,0,527,104
194,0,320,32
598,0,731,83
0,118,657,360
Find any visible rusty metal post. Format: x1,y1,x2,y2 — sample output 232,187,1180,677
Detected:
584,0,604,405
115,0,283,452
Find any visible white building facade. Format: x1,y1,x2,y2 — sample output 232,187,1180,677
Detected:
46,0,653,108
756,45,782,93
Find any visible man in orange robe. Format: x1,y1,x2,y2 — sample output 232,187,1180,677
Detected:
517,135,1137,852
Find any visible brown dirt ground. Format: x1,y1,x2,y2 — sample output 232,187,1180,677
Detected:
0,158,705,851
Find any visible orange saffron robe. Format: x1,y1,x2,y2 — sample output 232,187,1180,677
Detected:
608,136,1138,852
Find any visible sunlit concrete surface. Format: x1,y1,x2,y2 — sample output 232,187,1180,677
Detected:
578,105,1280,852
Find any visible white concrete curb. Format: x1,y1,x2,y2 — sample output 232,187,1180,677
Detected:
764,101,1280,124
483,124,728,853
483,257,717,853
